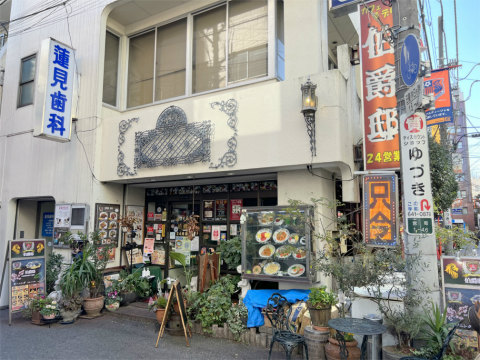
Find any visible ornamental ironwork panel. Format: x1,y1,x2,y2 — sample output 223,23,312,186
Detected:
134,106,211,168
209,99,238,169
117,117,139,176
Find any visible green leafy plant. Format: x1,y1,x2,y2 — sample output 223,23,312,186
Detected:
148,296,167,312
307,286,337,309
226,302,248,340
46,253,64,294
22,295,49,318
118,271,151,298
435,225,477,255
189,275,239,333
170,251,196,296
218,237,242,270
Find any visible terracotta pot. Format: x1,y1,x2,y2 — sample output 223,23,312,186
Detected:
31,310,42,325
173,300,187,315
325,337,361,360
83,296,105,317
308,305,332,328
42,313,56,320
105,302,120,312
155,308,167,324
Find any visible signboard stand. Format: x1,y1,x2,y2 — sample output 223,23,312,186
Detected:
7,239,46,325
155,280,191,347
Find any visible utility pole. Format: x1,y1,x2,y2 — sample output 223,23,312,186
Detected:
392,0,441,307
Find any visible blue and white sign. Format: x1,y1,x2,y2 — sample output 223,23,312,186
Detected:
451,208,463,215
34,38,76,142
41,212,54,237
400,34,420,87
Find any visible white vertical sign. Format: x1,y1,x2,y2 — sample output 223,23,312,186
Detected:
400,112,434,234
34,38,76,142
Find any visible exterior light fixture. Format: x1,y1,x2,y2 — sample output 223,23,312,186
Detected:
301,78,318,156
350,45,360,65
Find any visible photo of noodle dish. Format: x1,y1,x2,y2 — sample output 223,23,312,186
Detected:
275,245,292,259
293,247,307,260
288,264,305,277
256,229,272,243
288,233,299,244
258,212,274,225
259,244,275,258
263,262,281,275
273,228,290,244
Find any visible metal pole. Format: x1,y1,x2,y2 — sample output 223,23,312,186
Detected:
392,0,441,307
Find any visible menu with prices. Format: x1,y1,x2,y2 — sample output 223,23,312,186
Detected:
95,203,120,246
9,240,46,318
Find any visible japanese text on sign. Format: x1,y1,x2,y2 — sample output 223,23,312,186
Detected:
360,0,399,170
363,174,398,246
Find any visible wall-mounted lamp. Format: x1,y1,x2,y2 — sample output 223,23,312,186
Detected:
301,78,318,157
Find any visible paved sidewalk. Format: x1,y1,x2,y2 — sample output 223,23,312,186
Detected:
0,309,295,360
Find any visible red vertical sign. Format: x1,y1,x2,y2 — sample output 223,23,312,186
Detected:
360,0,400,170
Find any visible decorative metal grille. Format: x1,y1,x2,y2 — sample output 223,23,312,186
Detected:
117,117,139,176
209,99,238,169
134,106,212,168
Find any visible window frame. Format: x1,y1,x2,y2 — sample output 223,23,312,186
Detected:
103,30,121,107
17,54,37,108
123,0,281,110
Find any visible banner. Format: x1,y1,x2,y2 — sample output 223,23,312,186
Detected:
360,0,400,170
363,174,398,246
424,69,454,126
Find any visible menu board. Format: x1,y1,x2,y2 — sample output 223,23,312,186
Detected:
203,201,214,220
95,203,120,246
125,205,145,245
230,199,243,221
9,240,46,317
215,200,227,220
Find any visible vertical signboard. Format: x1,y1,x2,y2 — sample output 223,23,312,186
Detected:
95,203,120,246
424,69,454,126
360,0,400,170
34,38,76,142
400,112,434,234
9,240,46,324
363,174,398,246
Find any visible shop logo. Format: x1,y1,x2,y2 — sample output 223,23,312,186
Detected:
424,79,444,100
404,114,424,133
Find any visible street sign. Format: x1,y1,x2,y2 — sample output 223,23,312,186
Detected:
400,112,434,235
403,80,423,119
400,34,420,87
451,208,463,215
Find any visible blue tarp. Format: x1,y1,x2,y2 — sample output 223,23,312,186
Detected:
243,289,310,328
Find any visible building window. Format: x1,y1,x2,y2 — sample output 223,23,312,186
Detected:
124,0,278,108
103,31,120,106
18,55,36,107
462,207,468,215
461,190,467,198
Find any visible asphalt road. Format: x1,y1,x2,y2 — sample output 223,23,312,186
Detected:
0,309,291,360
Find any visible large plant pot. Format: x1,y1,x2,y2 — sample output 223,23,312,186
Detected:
173,300,187,315
325,337,361,360
83,296,105,317
120,291,137,306
308,306,332,328
31,310,42,325
382,345,412,360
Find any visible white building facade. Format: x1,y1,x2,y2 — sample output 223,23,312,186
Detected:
0,0,361,307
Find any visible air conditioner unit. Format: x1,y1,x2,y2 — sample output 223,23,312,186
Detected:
70,204,89,231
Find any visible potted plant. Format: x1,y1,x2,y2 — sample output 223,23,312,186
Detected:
217,236,242,271
307,286,337,330
23,295,48,325
148,296,168,324
105,284,122,312
39,298,59,320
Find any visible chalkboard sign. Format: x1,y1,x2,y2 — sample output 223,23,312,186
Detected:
8,240,46,325
155,280,191,347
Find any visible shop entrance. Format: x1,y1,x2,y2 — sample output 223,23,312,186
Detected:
14,198,55,258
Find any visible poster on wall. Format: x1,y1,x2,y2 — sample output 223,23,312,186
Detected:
175,237,191,265
151,249,165,265
9,240,46,319
143,238,155,254
125,205,145,245
230,199,243,221
215,200,227,220
54,204,71,228
95,204,120,246
211,226,221,242
360,0,400,170
126,248,143,266
203,201,214,220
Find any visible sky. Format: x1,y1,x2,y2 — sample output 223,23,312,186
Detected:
423,0,480,181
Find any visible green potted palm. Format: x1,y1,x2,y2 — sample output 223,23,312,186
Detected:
307,286,337,330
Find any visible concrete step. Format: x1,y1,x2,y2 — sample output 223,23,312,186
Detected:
106,301,157,324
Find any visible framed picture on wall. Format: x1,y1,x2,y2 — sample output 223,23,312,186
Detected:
203,200,214,220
